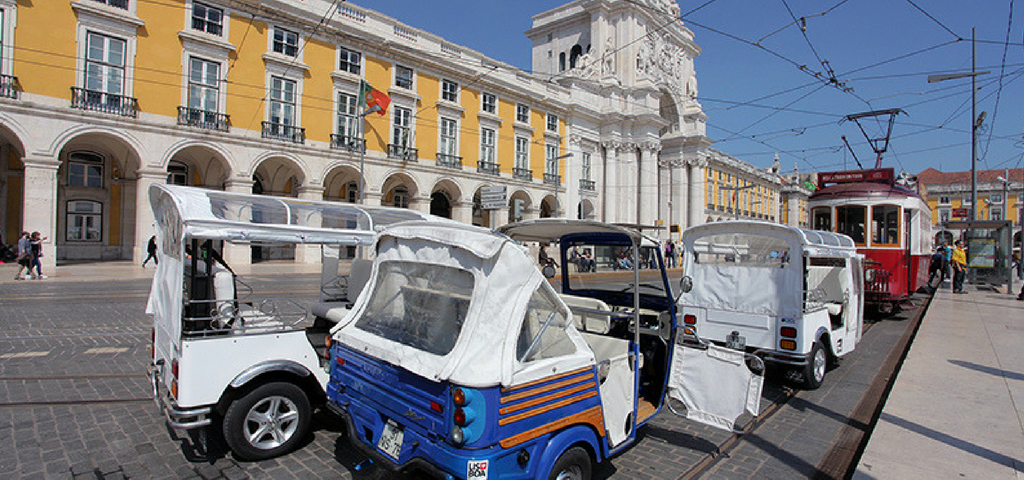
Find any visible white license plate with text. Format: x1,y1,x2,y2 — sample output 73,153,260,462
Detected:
377,420,404,460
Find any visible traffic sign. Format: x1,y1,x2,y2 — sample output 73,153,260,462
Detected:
480,186,507,210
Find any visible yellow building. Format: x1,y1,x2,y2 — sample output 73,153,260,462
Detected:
918,167,1023,245
702,149,782,222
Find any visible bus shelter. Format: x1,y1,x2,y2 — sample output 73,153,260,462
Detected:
946,220,1015,293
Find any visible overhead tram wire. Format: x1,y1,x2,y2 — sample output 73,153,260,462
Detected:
904,0,963,40
979,0,1016,165
717,84,830,142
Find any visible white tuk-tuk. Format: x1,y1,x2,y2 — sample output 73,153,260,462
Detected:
146,184,435,460
325,219,764,479
677,221,864,389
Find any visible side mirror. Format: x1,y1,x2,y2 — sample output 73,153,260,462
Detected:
542,265,556,279
673,275,692,303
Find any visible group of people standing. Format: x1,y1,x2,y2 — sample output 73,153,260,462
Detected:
13,231,47,280
928,240,976,294
664,240,681,268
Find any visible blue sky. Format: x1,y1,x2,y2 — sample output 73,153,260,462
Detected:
362,0,1024,178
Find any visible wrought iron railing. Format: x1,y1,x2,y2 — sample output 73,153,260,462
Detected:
0,75,18,100
544,173,561,185
579,179,596,191
387,144,418,162
261,122,305,144
177,106,230,131
330,134,366,153
70,87,138,117
92,0,129,9
436,153,463,169
477,160,499,175
513,167,533,181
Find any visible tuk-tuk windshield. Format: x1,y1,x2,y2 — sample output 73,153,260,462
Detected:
354,261,473,356
693,233,792,268
565,244,665,296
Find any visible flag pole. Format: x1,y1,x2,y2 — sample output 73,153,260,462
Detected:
359,104,382,205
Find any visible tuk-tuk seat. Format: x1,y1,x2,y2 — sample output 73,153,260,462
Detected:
311,259,373,324
559,294,612,334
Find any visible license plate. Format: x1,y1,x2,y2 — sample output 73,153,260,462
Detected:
726,332,746,351
377,420,404,460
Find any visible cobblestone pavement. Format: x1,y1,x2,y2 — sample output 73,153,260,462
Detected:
0,274,924,479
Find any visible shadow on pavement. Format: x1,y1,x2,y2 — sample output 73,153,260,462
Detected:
949,359,1024,383
878,412,1024,472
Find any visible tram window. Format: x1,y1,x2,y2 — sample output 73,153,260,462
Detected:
812,207,832,231
872,205,900,246
835,206,866,245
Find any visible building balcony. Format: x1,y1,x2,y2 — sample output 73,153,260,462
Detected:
387,144,418,162
261,121,305,144
580,179,596,191
70,87,138,118
707,203,714,210
513,167,533,181
330,134,366,153
543,173,561,186
477,160,499,175
0,74,19,100
436,153,462,169
177,107,229,132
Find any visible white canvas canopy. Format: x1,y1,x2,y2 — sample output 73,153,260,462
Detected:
146,184,436,341
332,221,595,388
680,221,858,318
497,219,643,244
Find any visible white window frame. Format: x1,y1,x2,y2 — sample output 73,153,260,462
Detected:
546,113,558,132
962,195,972,205
439,117,458,157
582,152,591,181
991,193,1003,204
990,206,1003,221
167,160,189,185
66,200,103,242
545,144,558,176
939,195,950,205
336,91,359,139
0,2,16,77
68,152,104,188
190,1,223,36
83,31,127,97
74,3,139,97
939,209,950,223
516,103,530,123
515,136,529,170
186,55,220,113
392,106,413,148
480,127,496,164
268,75,297,127
441,79,458,103
338,46,361,75
394,65,414,90
481,92,496,114
271,26,299,57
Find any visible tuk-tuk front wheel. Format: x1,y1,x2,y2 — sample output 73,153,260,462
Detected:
222,381,311,460
802,342,826,390
548,446,592,480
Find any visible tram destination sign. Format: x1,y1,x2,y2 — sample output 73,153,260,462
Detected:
480,186,508,210
817,168,894,189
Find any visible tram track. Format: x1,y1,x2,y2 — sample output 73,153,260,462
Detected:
679,288,934,480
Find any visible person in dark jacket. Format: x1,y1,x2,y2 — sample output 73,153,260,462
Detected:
142,235,159,267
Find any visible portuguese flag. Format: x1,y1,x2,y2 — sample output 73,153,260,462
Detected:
358,80,390,116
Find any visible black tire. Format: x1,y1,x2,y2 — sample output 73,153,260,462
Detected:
802,341,826,390
548,446,592,480
222,381,311,461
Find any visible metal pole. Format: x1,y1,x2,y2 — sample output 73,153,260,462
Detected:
971,27,978,221
358,118,366,205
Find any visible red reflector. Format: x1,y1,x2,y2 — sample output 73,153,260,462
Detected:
335,357,346,366
683,314,696,325
454,408,466,426
780,327,797,338
430,401,443,413
171,358,179,379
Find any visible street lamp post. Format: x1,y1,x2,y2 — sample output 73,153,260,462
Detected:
927,27,989,221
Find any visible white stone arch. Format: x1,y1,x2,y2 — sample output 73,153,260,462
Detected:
46,124,149,174
248,151,309,185
251,155,306,196
430,177,464,203
539,194,558,218
508,189,536,223
160,140,235,188
380,171,421,209
0,112,31,156
322,164,363,202
578,199,596,220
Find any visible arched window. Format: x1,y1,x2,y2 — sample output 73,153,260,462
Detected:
66,200,102,241
68,152,104,188
558,52,566,72
167,160,189,185
569,45,583,68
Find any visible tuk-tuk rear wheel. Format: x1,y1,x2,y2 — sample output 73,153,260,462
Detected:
802,342,826,390
548,446,592,480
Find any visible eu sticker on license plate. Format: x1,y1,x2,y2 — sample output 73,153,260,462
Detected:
377,419,404,460
725,332,746,351
467,459,489,480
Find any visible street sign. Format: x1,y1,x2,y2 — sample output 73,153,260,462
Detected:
480,186,507,210
953,208,969,218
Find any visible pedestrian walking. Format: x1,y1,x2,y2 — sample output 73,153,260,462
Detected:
951,240,967,294
928,247,945,287
13,231,33,280
142,235,159,267
29,231,47,279
665,240,675,268
943,242,953,283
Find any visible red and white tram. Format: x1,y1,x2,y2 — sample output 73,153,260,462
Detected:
808,168,933,313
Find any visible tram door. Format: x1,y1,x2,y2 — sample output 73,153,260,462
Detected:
904,209,913,295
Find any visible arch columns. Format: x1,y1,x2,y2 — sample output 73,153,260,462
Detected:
453,200,473,224
133,170,167,262
295,185,324,264
21,155,60,254
686,157,707,229
222,177,255,266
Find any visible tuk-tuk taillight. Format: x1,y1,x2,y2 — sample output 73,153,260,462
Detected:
171,358,179,379
780,327,797,338
150,328,155,359
683,314,696,325
450,387,482,445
